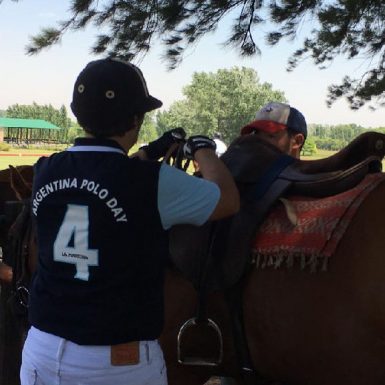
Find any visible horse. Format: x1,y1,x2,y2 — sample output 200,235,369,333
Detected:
3,131,385,385
0,165,34,385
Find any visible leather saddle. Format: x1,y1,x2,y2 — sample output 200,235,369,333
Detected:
169,132,385,290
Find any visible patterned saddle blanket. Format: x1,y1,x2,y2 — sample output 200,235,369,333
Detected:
252,173,385,272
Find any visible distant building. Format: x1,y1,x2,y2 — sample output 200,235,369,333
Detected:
0,118,62,144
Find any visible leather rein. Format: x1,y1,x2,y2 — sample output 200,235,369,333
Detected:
6,199,34,313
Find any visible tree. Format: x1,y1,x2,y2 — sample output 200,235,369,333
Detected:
157,67,286,142
307,122,385,151
19,0,385,109
6,103,72,129
156,101,192,137
138,111,158,144
66,122,83,144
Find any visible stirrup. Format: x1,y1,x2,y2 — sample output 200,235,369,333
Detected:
177,317,223,366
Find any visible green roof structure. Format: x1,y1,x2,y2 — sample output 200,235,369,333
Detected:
0,117,64,145
0,117,61,130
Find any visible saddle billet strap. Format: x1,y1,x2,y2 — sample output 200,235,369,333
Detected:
194,222,220,322
245,154,295,201
219,178,293,385
225,282,269,385
221,156,297,383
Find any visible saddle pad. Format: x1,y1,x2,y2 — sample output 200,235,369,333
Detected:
252,173,385,272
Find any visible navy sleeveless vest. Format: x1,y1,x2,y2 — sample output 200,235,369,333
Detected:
29,138,169,345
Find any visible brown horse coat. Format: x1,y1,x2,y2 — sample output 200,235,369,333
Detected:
161,178,385,385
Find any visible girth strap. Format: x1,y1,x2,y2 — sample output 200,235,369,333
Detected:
225,282,271,385
223,174,294,384
246,154,295,201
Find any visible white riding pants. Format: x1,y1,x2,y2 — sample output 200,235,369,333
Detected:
21,327,167,385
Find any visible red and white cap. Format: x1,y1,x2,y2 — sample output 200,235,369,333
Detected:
241,102,307,138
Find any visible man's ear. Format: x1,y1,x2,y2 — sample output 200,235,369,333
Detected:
292,133,305,150
126,114,143,137
133,113,145,129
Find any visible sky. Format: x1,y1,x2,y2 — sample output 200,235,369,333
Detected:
0,0,384,128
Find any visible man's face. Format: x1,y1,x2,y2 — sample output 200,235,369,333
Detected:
251,129,304,158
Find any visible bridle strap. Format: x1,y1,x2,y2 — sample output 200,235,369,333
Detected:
162,142,180,165
162,142,191,171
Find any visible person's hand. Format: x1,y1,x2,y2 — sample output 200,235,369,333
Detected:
0,262,13,284
140,127,186,160
183,135,216,160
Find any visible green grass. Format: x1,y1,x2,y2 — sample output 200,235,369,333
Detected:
0,144,142,170
0,147,59,169
0,155,48,170
302,149,336,160
0,147,358,171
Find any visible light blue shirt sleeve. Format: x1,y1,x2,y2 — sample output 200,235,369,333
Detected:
158,163,220,230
